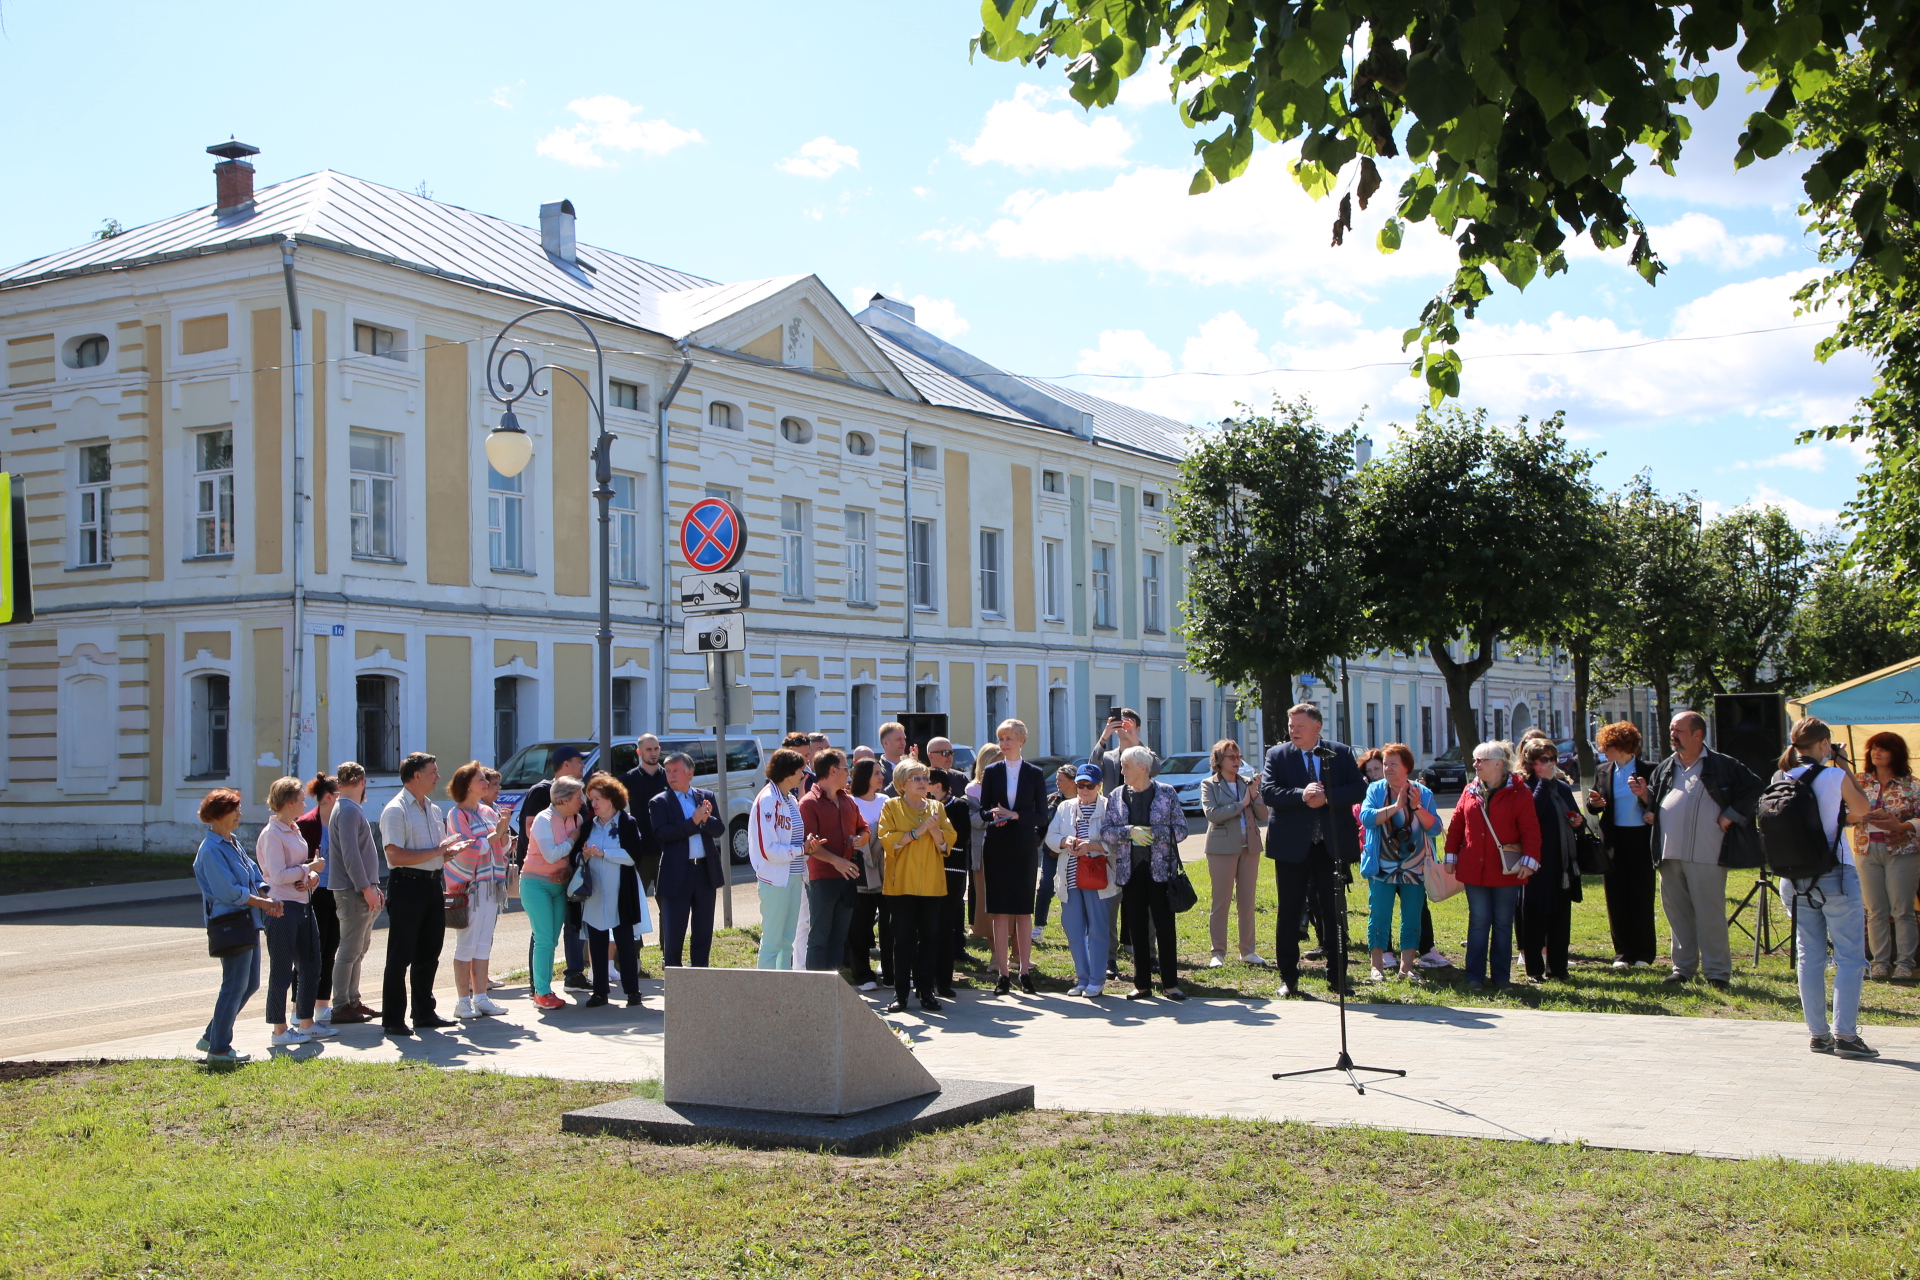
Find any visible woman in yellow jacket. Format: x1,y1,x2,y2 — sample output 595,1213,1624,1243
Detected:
879,760,958,1014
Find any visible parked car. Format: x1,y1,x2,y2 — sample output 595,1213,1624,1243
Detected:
1420,745,1468,792
496,735,766,862
1556,739,1584,788
1153,752,1258,816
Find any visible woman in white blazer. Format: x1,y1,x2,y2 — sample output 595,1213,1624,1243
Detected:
1044,763,1119,996
747,748,822,969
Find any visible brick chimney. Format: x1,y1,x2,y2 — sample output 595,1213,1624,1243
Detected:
207,139,260,216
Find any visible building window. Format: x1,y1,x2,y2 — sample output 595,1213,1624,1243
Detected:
1142,490,1162,512
845,508,872,603
612,678,642,737
488,465,526,570
1494,708,1505,740
356,674,401,774
1095,694,1115,736
188,673,230,778
1394,703,1406,746
1091,543,1115,628
910,519,935,610
916,682,940,713
850,683,878,748
1142,552,1164,633
609,379,646,411
780,498,808,597
709,401,740,431
1421,706,1434,755
1364,702,1380,749
65,334,109,369
1552,708,1563,738
986,684,1010,731
348,429,397,559
910,443,937,471
1092,478,1115,503
610,473,641,584
494,677,521,767
785,685,816,733
353,323,401,360
1145,697,1165,756
1042,469,1063,494
75,443,111,567
191,429,234,557
779,416,814,444
1189,698,1205,753
704,484,735,503
1042,539,1064,621
845,430,875,457
978,528,1003,617
1049,686,1070,756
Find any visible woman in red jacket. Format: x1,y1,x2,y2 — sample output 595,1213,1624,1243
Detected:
1444,741,1542,991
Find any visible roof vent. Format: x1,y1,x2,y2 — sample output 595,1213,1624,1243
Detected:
868,293,915,323
540,199,577,264
207,139,260,217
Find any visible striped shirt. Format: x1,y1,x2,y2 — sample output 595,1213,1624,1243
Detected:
1064,801,1096,887
781,790,808,878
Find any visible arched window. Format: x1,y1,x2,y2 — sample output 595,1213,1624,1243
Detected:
779,416,814,444
845,430,875,457
188,673,231,779
357,674,401,774
709,401,739,431
64,334,109,369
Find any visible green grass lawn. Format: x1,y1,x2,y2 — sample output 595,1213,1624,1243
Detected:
1,1059,1914,1279
0,849,196,896
571,865,1920,1027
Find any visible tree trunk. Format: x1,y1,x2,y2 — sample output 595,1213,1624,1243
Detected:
1571,640,1596,785
1429,633,1494,754
1258,669,1289,747
1651,669,1673,759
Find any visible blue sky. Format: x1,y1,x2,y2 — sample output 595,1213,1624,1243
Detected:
0,1,1871,527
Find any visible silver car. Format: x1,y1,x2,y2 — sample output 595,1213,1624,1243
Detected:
1156,752,1258,815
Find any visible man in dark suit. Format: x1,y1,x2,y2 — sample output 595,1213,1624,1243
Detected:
648,751,727,967
1261,702,1365,996
618,732,669,893
515,745,589,990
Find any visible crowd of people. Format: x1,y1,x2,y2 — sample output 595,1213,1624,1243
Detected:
189,699,1919,1066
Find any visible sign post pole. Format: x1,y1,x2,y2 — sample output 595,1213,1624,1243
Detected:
716,649,733,928
678,495,749,937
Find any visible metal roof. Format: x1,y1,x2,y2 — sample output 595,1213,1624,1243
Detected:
1014,376,1192,461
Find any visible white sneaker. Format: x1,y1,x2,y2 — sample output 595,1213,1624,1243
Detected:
1631,961,1652,969
1417,951,1451,969
857,981,878,992
454,997,476,1019
301,1022,338,1039
1611,959,1630,970
1066,984,1085,997
1084,984,1104,998
472,994,507,1016
1369,966,1388,983
1207,955,1226,969
1242,953,1268,967
271,1027,310,1046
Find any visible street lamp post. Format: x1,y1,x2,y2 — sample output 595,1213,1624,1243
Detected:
484,306,616,773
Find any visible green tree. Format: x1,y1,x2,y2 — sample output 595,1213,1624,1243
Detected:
1168,398,1364,744
1777,549,1920,694
975,1,1918,402
1608,474,1712,747
1794,52,1920,602
1693,505,1815,693
1514,496,1626,783
1352,407,1606,752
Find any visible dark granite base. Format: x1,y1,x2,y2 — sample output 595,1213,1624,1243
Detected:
561,1077,1034,1154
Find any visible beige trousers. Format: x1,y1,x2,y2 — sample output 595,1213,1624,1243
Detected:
1207,851,1262,958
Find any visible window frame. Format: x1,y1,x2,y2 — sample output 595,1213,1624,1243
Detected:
978,527,1004,618
910,518,936,611
352,322,404,362
186,670,232,780
844,507,873,604
1041,538,1064,621
910,442,938,472
1141,550,1164,633
708,400,741,431
608,471,643,585
189,428,235,560
779,415,815,445
487,463,529,573
779,496,810,598
608,379,647,412
348,428,400,561
1091,542,1115,629
74,442,111,568
1041,469,1064,494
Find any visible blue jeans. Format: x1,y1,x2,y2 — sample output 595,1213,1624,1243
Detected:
1367,879,1425,953
757,879,806,969
521,877,567,996
1060,886,1112,988
1463,883,1521,985
263,900,319,1025
1785,863,1867,1039
205,940,260,1054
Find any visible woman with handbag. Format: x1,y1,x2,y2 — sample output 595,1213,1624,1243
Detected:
927,769,972,997
878,760,958,1012
1856,731,1920,980
1518,738,1586,982
257,776,334,1048
1101,746,1193,1001
445,760,512,1019
523,775,585,1011
748,749,824,970
1444,741,1543,991
1359,744,1439,982
1046,764,1117,996
1200,739,1268,968
193,788,282,1066
844,758,890,991
572,773,652,1007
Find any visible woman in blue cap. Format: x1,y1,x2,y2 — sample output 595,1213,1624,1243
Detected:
1044,763,1117,996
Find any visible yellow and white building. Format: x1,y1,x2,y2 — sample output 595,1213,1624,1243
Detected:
0,147,1241,849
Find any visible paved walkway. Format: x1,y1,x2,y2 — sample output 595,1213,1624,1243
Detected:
23,973,1920,1169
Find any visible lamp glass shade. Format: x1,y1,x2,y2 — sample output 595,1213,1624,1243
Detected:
485,422,534,477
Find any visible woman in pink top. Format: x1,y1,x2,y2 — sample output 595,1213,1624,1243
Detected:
523,775,585,1009
256,775,333,1047
445,761,513,1018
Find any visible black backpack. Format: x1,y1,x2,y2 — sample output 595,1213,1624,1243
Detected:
1755,763,1844,882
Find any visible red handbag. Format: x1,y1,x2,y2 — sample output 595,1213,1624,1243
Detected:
1074,853,1108,891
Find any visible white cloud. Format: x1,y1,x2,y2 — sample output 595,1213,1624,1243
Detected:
1714,485,1842,532
1116,60,1177,107
904,295,969,340
1722,446,1830,473
536,96,703,168
491,80,523,109
1566,211,1790,271
954,83,1136,171
928,144,1455,288
777,136,860,179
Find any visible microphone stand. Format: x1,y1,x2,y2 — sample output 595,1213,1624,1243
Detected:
1272,742,1407,1096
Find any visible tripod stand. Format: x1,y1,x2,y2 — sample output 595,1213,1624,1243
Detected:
1272,761,1406,1096
1727,869,1792,968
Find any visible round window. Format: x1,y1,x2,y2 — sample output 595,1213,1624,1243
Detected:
845,430,875,457
64,334,109,369
780,416,814,444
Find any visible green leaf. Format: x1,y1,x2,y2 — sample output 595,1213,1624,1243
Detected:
1496,244,1539,290
1378,218,1404,253
1545,137,1589,184
1289,158,1338,199
1188,167,1216,195
1691,72,1720,109
1404,53,1476,125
